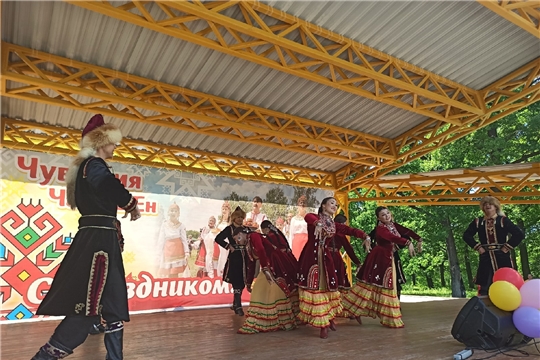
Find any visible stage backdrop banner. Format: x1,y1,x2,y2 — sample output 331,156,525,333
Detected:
0,148,331,321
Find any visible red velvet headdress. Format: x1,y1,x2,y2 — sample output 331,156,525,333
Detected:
65,114,123,210
80,114,122,150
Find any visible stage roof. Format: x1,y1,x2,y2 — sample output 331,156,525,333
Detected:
2,1,539,191
349,162,540,205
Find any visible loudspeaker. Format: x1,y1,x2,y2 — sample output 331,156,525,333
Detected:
451,296,525,350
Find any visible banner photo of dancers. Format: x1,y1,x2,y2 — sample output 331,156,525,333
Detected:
0,148,331,321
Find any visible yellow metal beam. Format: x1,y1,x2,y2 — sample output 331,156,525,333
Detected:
479,1,540,38
0,42,393,167
336,57,540,190
0,117,336,189
349,163,540,205
334,191,353,284
67,0,484,125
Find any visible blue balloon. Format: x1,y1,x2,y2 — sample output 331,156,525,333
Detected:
513,306,540,338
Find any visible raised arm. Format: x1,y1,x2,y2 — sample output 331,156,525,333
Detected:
394,223,421,242
335,222,369,240
377,225,410,246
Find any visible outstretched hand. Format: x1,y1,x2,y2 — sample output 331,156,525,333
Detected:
123,206,141,221
408,242,416,257
362,238,371,253
416,241,423,254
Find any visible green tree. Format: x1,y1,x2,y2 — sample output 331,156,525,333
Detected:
264,187,289,205
224,192,249,202
348,102,540,297
291,187,320,208
186,229,201,240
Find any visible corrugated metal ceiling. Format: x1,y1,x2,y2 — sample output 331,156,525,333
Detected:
1,1,538,175
263,1,539,89
1,1,424,139
1,96,348,172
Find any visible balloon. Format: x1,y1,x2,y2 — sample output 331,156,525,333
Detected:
488,281,521,311
493,268,525,290
513,306,540,338
520,279,540,309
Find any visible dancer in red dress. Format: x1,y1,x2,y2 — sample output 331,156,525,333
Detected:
238,221,299,334
297,197,370,339
342,206,422,328
332,214,369,319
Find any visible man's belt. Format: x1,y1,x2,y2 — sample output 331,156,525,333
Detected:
79,215,118,230
231,244,246,250
79,215,125,251
480,243,504,251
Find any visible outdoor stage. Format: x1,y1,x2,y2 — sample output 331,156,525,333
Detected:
2,297,538,360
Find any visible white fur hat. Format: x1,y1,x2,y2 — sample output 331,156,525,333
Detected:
65,114,122,209
80,114,122,150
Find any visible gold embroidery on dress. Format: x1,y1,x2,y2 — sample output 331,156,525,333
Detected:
319,213,336,238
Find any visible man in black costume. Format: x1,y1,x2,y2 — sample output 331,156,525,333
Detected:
214,206,251,316
31,114,141,360
463,196,524,296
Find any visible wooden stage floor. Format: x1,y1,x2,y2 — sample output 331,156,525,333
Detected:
2,298,539,360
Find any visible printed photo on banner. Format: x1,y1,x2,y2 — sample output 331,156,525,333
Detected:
0,148,331,321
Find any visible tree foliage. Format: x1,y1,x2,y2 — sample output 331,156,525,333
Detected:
349,102,540,297
224,192,249,202
264,187,289,205
291,187,320,208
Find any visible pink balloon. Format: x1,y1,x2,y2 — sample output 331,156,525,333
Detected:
493,267,525,290
520,279,540,309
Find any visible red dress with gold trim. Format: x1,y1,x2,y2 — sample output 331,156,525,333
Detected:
238,232,298,334
332,234,361,290
342,222,416,328
332,233,361,318
297,213,368,328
